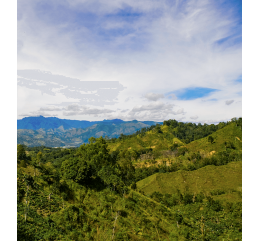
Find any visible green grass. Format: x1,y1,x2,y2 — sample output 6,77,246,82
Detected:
137,161,242,198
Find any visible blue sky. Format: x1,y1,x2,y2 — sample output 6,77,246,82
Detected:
166,87,219,100
17,0,242,123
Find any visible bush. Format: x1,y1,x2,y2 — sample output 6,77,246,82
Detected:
176,147,188,157
206,196,223,212
182,193,193,205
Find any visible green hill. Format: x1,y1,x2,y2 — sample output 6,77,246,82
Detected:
108,125,183,152
137,161,242,198
186,122,242,154
107,119,242,178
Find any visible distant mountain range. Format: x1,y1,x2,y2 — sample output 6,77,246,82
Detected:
18,115,121,130
17,116,161,147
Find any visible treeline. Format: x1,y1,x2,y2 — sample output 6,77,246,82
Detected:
134,148,242,182
107,117,242,144
162,117,241,144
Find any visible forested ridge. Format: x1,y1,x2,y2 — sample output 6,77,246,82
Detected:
17,117,242,240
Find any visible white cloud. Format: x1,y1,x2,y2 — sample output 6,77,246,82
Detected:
225,100,234,105
144,93,164,101
39,106,62,111
190,115,198,120
173,108,185,115
168,94,177,100
130,102,174,113
125,97,133,102
120,109,129,113
115,102,184,121
19,111,57,117
63,105,115,116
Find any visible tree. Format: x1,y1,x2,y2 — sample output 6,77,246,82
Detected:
155,124,163,134
61,137,116,187
17,144,31,167
37,151,43,165
17,145,27,163
61,157,92,185
118,158,135,187
208,135,214,144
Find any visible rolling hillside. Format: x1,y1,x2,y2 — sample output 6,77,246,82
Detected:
107,118,242,170
185,122,242,154
137,161,242,198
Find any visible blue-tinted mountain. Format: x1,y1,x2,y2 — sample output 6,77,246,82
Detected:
17,116,162,130
17,116,162,147
17,116,132,130
17,116,96,130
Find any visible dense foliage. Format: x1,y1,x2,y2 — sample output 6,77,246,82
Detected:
108,117,242,145
17,118,242,240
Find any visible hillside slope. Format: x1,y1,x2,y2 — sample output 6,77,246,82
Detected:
137,161,242,197
108,124,184,153
107,120,241,174
185,122,242,154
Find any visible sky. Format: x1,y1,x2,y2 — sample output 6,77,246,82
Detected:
17,0,242,123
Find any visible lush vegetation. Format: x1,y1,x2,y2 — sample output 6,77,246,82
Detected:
17,117,242,240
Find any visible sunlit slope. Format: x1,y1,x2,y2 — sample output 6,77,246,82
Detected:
108,122,241,157
108,125,185,153
186,122,242,153
137,161,242,196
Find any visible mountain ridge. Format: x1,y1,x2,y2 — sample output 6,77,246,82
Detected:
17,118,162,147
17,116,162,130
